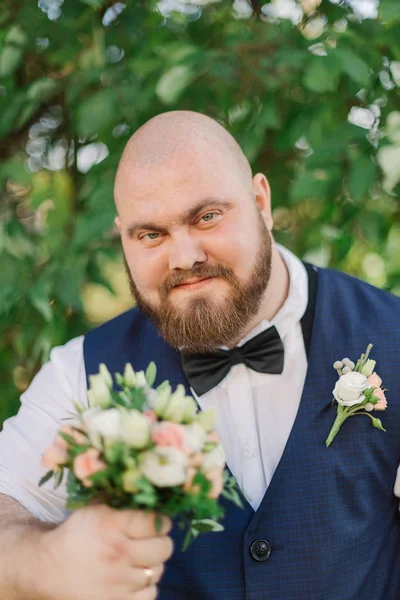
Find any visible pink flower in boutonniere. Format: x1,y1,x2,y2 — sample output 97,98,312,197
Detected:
326,344,387,447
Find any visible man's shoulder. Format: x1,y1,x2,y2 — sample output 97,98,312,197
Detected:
317,265,400,315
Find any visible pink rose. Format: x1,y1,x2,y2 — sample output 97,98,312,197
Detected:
41,442,68,471
206,470,224,499
372,387,387,411
152,422,189,453
73,448,107,488
367,373,382,389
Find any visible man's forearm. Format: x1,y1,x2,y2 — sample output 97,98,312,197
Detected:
0,495,55,600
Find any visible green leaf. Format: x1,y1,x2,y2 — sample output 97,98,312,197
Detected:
0,46,22,77
73,209,115,248
156,65,194,105
30,280,54,322
39,470,54,487
54,468,65,489
335,48,370,87
80,0,108,7
191,519,224,533
290,167,341,203
27,78,59,102
55,267,83,311
5,25,27,46
76,89,117,137
303,57,340,93
145,362,157,388
88,468,111,485
182,526,199,551
379,0,400,22
348,156,377,201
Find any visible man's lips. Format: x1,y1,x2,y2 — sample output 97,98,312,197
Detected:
173,277,215,291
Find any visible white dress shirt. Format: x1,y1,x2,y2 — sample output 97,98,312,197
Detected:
194,245,308,509
1,245,399,521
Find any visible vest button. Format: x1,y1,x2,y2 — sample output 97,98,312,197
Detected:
250,539,271,562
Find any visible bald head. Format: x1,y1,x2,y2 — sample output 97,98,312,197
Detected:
114,111,253,207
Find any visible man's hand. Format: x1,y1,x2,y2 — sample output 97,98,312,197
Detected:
30,506,173,600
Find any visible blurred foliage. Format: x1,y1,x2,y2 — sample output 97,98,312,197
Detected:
1,0,400,427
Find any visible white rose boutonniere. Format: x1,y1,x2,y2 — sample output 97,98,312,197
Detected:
326,344,387,447
332,371,369,407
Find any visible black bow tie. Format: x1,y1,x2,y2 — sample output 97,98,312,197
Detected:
181,326,284,397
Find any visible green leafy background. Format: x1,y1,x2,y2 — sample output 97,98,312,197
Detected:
1,0,399,427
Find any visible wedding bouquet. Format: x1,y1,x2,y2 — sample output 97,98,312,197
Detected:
39,362,243,549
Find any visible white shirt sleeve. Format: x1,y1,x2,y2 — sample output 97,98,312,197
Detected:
0,335,88,523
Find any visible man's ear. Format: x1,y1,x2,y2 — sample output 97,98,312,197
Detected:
114,216,121,232
252,173,273,232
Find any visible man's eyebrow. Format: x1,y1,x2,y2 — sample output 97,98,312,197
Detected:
126,198,234,238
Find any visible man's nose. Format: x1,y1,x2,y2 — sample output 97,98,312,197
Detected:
168,231,207,271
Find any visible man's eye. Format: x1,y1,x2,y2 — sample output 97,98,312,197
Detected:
142,232,160,241
201,212,216,223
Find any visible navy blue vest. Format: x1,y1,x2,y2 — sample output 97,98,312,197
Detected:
84,267,400,599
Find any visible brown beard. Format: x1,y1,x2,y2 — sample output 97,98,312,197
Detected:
124,216,272,353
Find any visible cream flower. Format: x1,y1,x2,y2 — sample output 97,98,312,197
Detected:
202,444,226,473
120,409,151,449
88,408,122,442
87,374,112,409
140,447,187,487
183,422,207,453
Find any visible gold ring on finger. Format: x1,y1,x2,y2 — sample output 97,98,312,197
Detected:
144,567,153,588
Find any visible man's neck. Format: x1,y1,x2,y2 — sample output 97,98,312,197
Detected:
227,244,290,348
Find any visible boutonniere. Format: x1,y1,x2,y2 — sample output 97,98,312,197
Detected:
326,344,387,447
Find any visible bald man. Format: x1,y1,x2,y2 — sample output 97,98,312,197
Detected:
1,111,400,600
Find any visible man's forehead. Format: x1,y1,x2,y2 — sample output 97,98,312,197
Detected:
115,150,239,208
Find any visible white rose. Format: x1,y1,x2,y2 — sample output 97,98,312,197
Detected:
87,374,112,409
140,447,187,487
90,408,122,441
183,422,207,453
333,371,369,407
202,444,226,473
120,409,151,449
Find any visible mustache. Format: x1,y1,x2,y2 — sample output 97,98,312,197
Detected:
160,263,237,297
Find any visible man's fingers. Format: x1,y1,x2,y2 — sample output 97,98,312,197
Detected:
127,536,173,568
106,508,172,538
128,585,158,600
135,564,164,589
